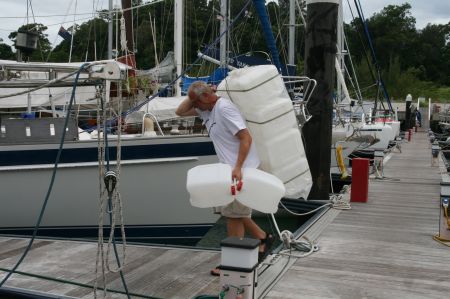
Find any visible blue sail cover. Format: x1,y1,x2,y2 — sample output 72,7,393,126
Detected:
181,75,209,95
181,67,228,95
253,0,282,73
208,67,229,85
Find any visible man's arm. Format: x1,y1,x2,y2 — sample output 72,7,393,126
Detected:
232,128,252,181
176,98,198,116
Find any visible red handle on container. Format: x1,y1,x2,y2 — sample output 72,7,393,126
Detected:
230,180,243,195
237,180,243,191
231,185,236,195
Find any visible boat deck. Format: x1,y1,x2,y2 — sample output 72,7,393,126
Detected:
266,130,450,298
1,130,449,298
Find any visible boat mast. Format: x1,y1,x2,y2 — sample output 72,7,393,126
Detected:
121,0,134,52
174,0,183,96
219,0,229,68
288,0,295,65
108,0,113,59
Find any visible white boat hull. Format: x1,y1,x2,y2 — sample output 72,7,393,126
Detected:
0,136,220,245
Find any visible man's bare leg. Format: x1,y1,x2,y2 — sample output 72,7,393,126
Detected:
226,217,245,237
242,218,265,239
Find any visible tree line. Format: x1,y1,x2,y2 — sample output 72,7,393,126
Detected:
345,3,450,102
0,1,448,101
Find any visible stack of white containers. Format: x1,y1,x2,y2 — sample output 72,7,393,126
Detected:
216,65,312,199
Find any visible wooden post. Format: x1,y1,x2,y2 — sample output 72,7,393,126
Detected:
302,0,338,200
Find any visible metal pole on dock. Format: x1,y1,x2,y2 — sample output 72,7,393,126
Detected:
302,0,338,200
405,94,412,131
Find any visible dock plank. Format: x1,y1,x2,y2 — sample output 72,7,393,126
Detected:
0,240,222,299
266,131,450,298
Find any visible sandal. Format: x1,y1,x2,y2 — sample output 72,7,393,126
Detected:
258,232,274,262
210,266,220,276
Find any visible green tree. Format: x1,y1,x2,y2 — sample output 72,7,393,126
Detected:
49,18,109,62
0,43,14,60
415,23,450,85
347,3,418,71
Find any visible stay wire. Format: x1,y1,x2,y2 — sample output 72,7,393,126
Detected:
353,0,392,112
28,0,45,62
0,62,90,288
345,0,377,84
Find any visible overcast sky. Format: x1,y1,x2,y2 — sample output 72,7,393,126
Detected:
0,0,448,49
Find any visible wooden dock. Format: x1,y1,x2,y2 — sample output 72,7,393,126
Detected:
1,129,449,298
0,239,224,298
266,130,450,298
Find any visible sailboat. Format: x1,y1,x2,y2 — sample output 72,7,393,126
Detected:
0,0,314,245
329,0,403,169
0,1,222,245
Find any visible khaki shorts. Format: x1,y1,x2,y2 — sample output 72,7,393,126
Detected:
219,200,252,218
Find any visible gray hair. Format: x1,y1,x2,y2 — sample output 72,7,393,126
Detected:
188,81,211,99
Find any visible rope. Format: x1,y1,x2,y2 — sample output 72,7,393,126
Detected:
94,83,129,299
330,186,352,210
279,201,332,216
269,191,350,261
267,213,318,259
278,234,319,258
265,214,315,260
105,93,127,275
218,73,280,93
94,84,107,298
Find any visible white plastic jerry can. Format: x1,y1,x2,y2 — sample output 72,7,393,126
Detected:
186,163,286,213
186,163,234,208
